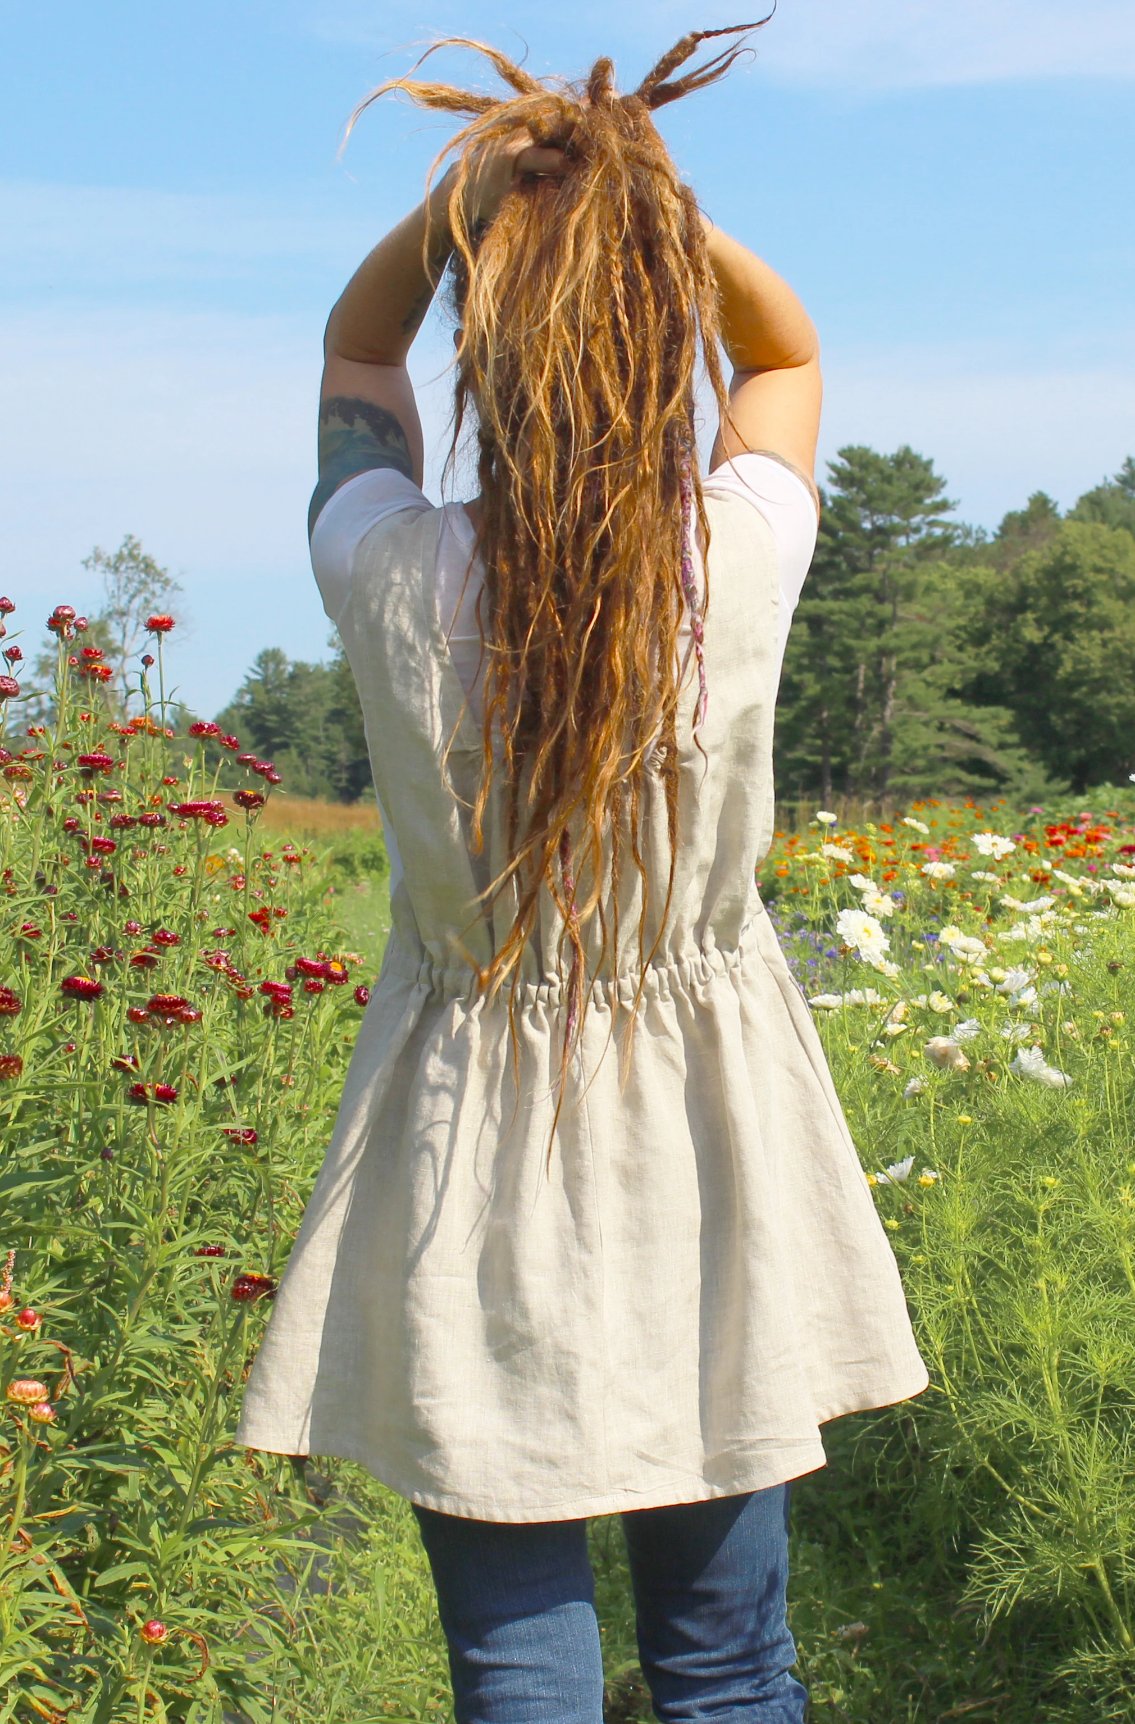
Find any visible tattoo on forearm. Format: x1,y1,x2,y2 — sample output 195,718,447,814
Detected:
308,396,414,539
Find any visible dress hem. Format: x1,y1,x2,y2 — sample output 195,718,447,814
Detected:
235,1364,932,1524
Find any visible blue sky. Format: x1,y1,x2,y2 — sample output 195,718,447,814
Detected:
2,1,1132,720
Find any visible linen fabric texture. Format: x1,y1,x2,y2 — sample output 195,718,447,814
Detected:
235,491,931,1522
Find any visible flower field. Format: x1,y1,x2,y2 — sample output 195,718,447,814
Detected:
2,598,1135,1721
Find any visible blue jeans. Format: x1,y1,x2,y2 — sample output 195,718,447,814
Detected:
411,1483,808,1722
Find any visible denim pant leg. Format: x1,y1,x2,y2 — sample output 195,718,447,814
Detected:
619,1484,808,1723
411,1504,605,1724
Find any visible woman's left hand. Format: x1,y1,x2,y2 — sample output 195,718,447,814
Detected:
454,131,569,226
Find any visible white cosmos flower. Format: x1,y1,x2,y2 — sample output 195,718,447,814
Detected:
1011,1045,1072,1087
927,991,954,1013
996,967,1034,996
972,831,1016,859
807,987,888,1009
875,1154,915,1185
953,1018,982,1041
1000,893,1056,913
815,810,839,825
903,1077,926,1098
971,869,1002,883
938,924,989,963
835,907,890,961
861,890,897,918
924,1036,971,1071
1001,1021,1037,1042
903,817,931,835
822,842,855,863
849,872,876,891
922,860,957,879
1106,883,1135,908
1109,863,1135,879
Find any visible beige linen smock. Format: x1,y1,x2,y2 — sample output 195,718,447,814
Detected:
235,491,930,1522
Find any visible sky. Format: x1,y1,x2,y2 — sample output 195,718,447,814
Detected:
2,0,1132,720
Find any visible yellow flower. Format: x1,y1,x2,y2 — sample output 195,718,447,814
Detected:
884,1217,901,1231
1040,1175,1061,1189
957,1114,973,1125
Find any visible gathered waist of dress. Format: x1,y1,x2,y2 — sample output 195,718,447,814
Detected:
381,908,767,1012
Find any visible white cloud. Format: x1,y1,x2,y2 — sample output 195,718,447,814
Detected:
2,298,1129,720
303,0,1135,88
816,343,1134,525
0,180,366,297
759,0,1135,90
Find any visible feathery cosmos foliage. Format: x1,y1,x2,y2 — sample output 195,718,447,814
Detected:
346,24,772,1105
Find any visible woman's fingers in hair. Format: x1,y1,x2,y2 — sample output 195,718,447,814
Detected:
515,144,569,179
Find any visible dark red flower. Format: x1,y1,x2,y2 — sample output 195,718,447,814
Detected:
89,946,119,964
0,987,22,1016
302,978,325,994
222,1127,258,1146
141,652,155,668
293,956,329,979
195,1244,226,1257
150,929,181,947
233,790,265,811
110,1052,141,1071
188,721,221,738
139,1619,169,1645
325,960,349,985
0,675,20,699
231,1273,276,1303
124,919,142,935
167,800,224,819
15,1308,40,1332
0,597,13,615
128,1081,178,1105
0,1054,23,1080
145,614,175,634
220,733,240,750
129,952,159,970
354,984,370,1007
77,751,115,773
60,975,102,1001
137,811,166,828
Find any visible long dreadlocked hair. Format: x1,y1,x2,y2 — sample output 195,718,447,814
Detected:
347,21,772,1144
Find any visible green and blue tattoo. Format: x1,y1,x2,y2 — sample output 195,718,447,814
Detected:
308,396,414,540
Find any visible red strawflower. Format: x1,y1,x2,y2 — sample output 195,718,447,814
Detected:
28,1400,55,1424
0,597,13,614
325,960,349,985
15,1307,40,1332
0,1054,23,1079
0,987,22,1016
222,1127,258,1146
220,733,240,750
77,751,115,772
233,790,265,811
354,984,370,1007
141,652,155,667
293,956,329,978
150,928,181,946
140,1619,169,1645
188,721,221,738
137,811,166,828
6,1378,49,1405
231,1273,276,1303
167,800,224,819
0,675,20,699
303,978,325,994
60,975,102,1001
145,614,175,634
110,1052,141,1071
129,952,159,970
195,1244,226,1257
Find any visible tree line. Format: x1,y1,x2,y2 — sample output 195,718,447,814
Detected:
31,447,1135,804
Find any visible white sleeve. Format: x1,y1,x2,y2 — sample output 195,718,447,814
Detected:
702,452,819,631
309,469,432,625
